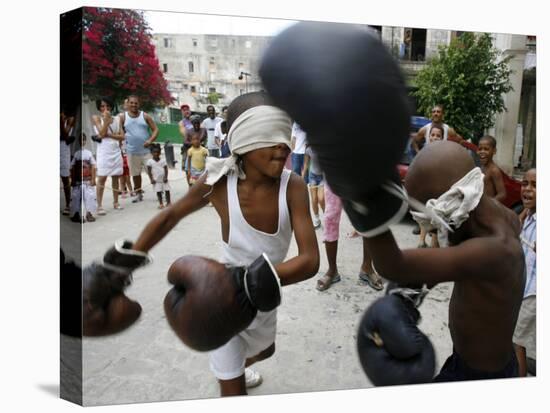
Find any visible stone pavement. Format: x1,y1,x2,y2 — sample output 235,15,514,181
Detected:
60,157,453,406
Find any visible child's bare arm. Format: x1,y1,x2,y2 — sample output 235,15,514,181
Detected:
132,175,211,253
274,175,320,285
146,166,154,184
491,166,507,203
164,165,168,183
365,231,511,286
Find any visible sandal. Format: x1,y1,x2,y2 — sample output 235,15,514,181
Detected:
113,203,124,210
359,271,384,291
62,207,70,216
97,207,107,216
316,273,341,291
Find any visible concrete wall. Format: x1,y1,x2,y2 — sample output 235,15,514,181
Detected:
489,34,528,175
153,33,271,115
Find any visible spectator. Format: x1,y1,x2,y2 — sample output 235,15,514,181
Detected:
290,122,308,183
514,168,536,376
477,135,506,203
91,97,124,214
60,108,76,215
146,144,171,209
302,143,324,229
120,95,159,203
70,133,97,223
316,183,382,292
201,105,223,158
179,104,194,172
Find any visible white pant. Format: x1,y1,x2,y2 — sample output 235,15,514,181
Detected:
70,182,97,216
209,309,277,380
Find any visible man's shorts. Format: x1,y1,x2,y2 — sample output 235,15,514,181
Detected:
513,295,536,359
128,153,152,176
308,172,324,187
209,309,277,380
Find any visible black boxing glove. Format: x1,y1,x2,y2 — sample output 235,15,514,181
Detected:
164,254,281,352
83,240,151,336
342,172,409,238
259,22,411,196
356,294,435,386
232,253,281,312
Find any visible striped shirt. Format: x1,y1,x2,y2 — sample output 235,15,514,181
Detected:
521,213,536,297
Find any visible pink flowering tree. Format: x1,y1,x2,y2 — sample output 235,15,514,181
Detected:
83,7,173,110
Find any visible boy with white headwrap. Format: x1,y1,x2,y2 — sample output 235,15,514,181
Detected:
130,92,320,396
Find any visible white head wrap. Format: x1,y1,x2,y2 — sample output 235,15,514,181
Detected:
204,105,292,185
409,167,484,245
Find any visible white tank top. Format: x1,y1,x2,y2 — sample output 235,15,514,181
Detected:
124,111,150,155
220,169,293,267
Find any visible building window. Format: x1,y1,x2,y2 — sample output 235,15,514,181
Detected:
188,61,194,73
403,28,426,61
183,84,189,90
245,40,252,48
239,62,244,70
209,61,216,72
192,38,198,47
232,39,236,48
163,63,168,73
163,38,171,48
209,87,216,93
190,86,196,93
210,39,218,47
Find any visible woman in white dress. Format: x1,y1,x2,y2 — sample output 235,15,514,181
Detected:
91,97,124,214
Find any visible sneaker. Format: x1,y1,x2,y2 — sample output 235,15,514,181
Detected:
70,212,81,223
132,192,144,203
313,215,321,229
244,368,263,388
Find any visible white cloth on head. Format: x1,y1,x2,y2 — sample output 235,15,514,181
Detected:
410,167,484,242
204,105,292,186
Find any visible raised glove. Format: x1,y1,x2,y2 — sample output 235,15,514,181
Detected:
82,240,151,336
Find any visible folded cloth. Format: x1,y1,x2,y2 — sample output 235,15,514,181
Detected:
410,167,484,244
204,105,292,186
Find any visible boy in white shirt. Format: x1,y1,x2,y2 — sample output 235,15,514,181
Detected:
70,133,97,223
146,144,171,209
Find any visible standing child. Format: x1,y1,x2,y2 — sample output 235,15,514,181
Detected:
70,133,97,223
302,143,324,228
186,134,209,187
146,145,171,209
477,135,506,203
513,168,536,376
416,125,444,248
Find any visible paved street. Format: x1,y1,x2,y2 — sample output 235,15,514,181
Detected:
60,149,453,406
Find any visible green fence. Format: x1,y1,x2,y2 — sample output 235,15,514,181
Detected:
156,123,183,144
